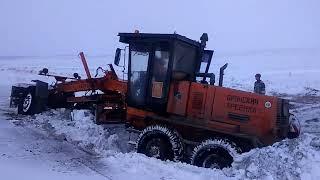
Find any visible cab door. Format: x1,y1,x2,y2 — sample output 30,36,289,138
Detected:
127,42,171,113
127,43,151,108
147,42,171,113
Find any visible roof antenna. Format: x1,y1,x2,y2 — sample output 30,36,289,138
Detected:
200,33,208,48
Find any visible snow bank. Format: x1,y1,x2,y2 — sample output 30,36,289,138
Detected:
103,153,231,180
230,134,320,179
29,109,129,156
98,133,320,180
26,108,320,179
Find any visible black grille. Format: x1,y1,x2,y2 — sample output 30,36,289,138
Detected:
277,99,289,124
228,113,250,121
191,92,204,110
276,99,289,138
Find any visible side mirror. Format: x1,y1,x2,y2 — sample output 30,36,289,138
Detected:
114,48,121,66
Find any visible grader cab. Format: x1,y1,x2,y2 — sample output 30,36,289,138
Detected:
118,33,215,113
10,32,300,169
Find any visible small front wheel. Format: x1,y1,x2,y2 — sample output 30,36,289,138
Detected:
18,87,36,115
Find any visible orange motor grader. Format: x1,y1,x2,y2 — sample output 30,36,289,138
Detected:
10,32,299,169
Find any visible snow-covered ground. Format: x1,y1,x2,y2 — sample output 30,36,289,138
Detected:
0,116,108,180
0,52,320,180
211,48,320,94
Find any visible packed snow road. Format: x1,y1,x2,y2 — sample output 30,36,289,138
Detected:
0,86,109,180
0,55,320,180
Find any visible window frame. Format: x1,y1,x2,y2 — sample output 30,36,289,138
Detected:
172,41,200,81
127,42,152,108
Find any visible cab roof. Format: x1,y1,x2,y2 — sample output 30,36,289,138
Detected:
118,33,201,47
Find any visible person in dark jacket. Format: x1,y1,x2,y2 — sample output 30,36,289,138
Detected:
254,74,266,95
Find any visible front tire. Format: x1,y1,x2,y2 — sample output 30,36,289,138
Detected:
136,125,183,161
18,87,36,115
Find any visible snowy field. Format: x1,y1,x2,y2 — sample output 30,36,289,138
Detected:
0,52,320,180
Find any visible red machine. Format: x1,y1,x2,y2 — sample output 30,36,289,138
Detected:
10,32,300,169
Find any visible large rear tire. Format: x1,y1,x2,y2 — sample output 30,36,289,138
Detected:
136,125,183,161
191,139,239,169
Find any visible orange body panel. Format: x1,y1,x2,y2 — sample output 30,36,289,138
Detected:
211,87,277,140
164,81,278,144
56,75,127,94
54,52,126,94
186,83,217,120
204,86,216,120
167,81,191,116
187,83,208,119
127,107,155,129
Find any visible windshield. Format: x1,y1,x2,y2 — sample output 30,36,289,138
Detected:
172,42,197,81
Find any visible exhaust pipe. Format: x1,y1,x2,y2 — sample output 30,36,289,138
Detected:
219,63,228,87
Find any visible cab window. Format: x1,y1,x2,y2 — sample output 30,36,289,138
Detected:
151,43,170,98
172,42,197,81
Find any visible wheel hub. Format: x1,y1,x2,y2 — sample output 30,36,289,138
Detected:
202,154,221,169
149,145,160,158
145,138,163,158
22,93,32,112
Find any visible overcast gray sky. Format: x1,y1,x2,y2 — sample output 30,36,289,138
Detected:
0,0,319,56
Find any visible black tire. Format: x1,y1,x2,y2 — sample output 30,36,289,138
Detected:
136,125,183,161
18,87,37,115
191,139,239,169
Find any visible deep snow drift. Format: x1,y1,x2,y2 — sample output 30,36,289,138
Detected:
0,52,320,180
10,108,320,180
